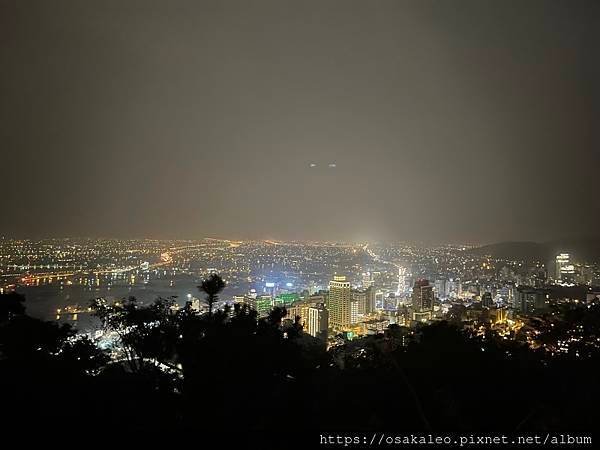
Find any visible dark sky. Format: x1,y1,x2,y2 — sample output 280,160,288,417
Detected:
1,0,598,244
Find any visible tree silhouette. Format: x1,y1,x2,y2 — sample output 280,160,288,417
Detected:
0,292,109,432
198,273,226,317
0,291,26,321
3,288,600,434
90,295,181,374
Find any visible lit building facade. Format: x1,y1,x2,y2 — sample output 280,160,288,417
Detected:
513,287,548,315
307,303,328,340
555,253,571,281
412,279,434,321
328,275,352,330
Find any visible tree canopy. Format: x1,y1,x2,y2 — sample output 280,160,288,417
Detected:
1,278,599,435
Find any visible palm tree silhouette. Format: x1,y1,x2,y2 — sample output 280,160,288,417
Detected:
198,273,226,317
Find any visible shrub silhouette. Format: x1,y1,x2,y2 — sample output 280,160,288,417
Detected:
2,282,600,434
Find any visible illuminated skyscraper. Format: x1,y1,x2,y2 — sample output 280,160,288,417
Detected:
434,279,447,300
396,267,408,295
307,304,328,340
362,272,374,288
555,253,571,281
514,287,548,315
352,289,367,315
350,298,359,324
274,293,300,308
243,293,273,318
365,286,376,314
375,290,384,310
560,264,576,284
286,300,311,328
412,279,434,321
328,275,352,330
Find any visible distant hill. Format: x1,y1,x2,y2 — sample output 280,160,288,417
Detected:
470,241,546,262
470,238,600,263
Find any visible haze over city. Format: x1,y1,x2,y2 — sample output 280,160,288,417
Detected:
2,0,600,444
2,0,599,244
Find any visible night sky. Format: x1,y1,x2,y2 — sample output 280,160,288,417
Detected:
1,0,598,244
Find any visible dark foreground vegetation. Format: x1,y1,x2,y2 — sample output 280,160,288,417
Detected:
1,275,599,437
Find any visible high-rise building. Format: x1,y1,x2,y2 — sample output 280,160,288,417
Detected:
328,275,352,330
362,272,374,289
352,289,367,315
307,304,328,340
243,294,273,318
578,264,594,285
481,292,493,308
513,287,548,315
560,264,576,284
350,298,359,325
434,279,447,301
365,286,376,314
396,267,408,295
374,291,384,310
555,253,571,281
274,293,300,309
286,301,310,328
412,279,434,321
286,295,328,328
